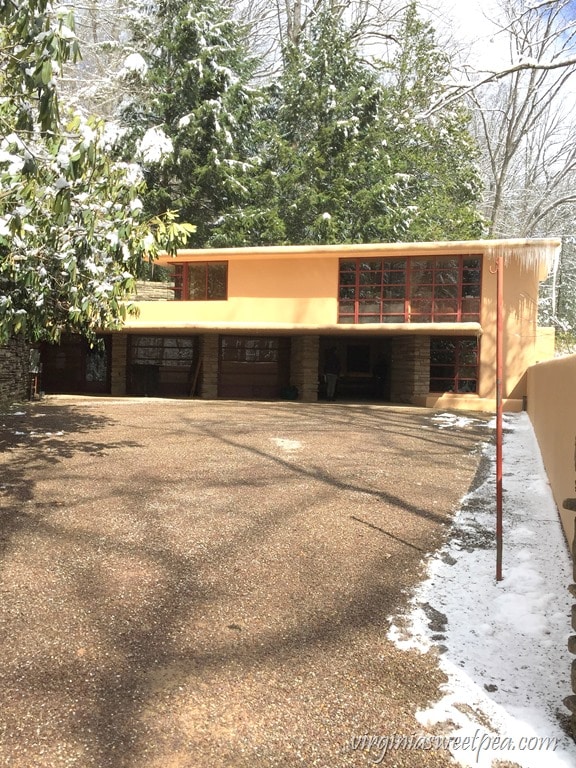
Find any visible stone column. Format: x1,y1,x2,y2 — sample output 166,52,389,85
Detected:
390,336,430,404
110,334,127,396
200,334,219,399
290,335,319,402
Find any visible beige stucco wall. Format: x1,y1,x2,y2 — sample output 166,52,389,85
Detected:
121,241,558,412
478,257,546,405
130,257,338,327
527,354,576,544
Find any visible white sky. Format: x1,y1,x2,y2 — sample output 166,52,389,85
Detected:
427,0,576,69
388,412,576,768
425,0,511,70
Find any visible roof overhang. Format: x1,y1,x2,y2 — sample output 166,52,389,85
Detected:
118,321,483,337
155,238,561,275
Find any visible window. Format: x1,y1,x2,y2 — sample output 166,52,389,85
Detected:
129,335,196,366
338,255,481,324
127,335,198,397
220,336,280,363
430,337,479,393
172,262,228,300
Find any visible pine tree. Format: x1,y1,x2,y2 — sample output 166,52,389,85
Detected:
379,0,485,241
215,11,411,245
214,6,484,246
117,0,259,247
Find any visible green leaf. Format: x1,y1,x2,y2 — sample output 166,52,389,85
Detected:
41,59,52,85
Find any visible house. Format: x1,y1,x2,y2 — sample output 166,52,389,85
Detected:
41,238,560,411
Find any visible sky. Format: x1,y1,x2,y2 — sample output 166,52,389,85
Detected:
428,0,576,69
426,0,512,70
388,411,576,768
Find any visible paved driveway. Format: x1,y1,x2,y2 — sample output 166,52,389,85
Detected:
0,397,490,768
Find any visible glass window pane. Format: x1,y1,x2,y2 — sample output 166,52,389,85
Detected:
208,263,227,299
412,285,433,299
436,257,459,270
359,271,382,285
359,259,382,271
359,286,381,299
359,301,381,314
382,300,405,316
430,337,478,393
383,286,405,299
188,264,206,300
385,269,407,285
172,265,184,300
434,299,458,314
339,254,482,327
430,378,455,392
434,284,458,299
340,272,355,286
383,258,406,271
411,299,432,316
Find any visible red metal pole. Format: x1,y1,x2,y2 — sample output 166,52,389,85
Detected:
496,253,504,582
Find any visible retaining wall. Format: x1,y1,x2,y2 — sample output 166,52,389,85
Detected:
527,355,576,544
0,338,32,403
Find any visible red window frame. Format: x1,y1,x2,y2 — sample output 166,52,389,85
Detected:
171,262,228,301
338,255,481,324
429,336,479,394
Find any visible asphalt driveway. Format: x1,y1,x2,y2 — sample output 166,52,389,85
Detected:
0,397,491,768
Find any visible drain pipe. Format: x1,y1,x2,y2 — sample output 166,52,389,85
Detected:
495,252,504,582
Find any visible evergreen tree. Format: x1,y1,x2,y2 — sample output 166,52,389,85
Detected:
379,0,485,241
213,6,484,246
213,11,411,245
117,0,259,247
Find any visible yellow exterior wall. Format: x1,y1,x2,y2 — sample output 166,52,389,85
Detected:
527,355,576,545
477,257,548,407
130,257,338,327
120,239,559,411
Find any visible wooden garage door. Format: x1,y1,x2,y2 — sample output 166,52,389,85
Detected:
41,335,111,394
127,335,198,397
218,336,291,400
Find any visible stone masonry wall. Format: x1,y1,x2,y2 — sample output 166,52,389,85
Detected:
200,334,219,399
133,281,174,301
290,336,319,402
0,337,31,404
390,336,430,404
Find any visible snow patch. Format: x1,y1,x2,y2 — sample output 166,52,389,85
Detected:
388,412,576,767
271,438,302,453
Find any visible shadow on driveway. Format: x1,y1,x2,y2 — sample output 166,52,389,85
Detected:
0,397,492,768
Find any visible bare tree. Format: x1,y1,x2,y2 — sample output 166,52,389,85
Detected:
464,0,576,237
234,0,409,77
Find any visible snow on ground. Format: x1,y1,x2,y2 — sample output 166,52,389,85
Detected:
389,412,576,767
271,437,302,452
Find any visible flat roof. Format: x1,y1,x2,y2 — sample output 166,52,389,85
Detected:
155,238,561,264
